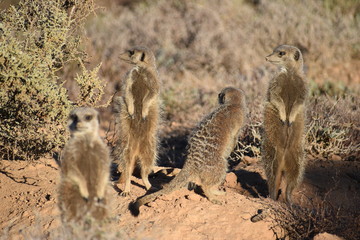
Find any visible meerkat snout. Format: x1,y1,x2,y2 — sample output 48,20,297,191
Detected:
119,46,153,66
68,108,99,135
265,45,303,70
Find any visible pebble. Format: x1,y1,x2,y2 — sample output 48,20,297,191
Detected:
225,172,238,188
314,232,344,240
330,154,341,161
243,156,258,165
185,193,202,201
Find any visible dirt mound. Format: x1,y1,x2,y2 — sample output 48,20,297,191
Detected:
0,155,359,239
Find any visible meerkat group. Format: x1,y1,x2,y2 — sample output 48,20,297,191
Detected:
58,44,308,221
130,87,246,216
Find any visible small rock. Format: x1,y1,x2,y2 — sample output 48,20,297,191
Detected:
22,211,30,217
225,172,238,188
314,232,344,240
147,201,158,208
186,193,202,201
175,197,187,207
159,194,173,201
243,156,258,165
330,154,341,161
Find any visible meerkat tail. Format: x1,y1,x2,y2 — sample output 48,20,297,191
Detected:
251,208,270,222
129,169,190,216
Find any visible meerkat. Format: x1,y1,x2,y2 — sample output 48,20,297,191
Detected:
114,46,161,196
261,44,308,204
58,107,111,222
129,87,246,216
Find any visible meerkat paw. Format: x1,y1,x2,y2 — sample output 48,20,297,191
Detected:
279,118,286,125
212,189,226,196
286,120,293,126
94,197,104,204
120,191,131,197
127,109,134,119
251,209,269,222
141,111,148,120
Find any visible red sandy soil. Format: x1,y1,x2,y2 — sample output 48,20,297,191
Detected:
1,152,358,239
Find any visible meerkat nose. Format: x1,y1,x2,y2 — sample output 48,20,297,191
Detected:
265,56,269,61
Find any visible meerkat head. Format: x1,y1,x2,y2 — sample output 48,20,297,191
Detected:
265,45,303,71
68,107,100,137
119,46,156,69
218,87,245,106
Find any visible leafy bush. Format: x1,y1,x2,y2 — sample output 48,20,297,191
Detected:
0,0,106,160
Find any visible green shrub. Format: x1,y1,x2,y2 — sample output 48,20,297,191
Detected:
0,0,106,160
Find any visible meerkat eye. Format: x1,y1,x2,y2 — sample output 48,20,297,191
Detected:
85,115,93,121
278,51,286,57
128,50,134,56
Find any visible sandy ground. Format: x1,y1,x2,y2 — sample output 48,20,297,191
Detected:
0,152,358,239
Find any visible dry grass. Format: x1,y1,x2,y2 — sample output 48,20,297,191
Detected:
261,197,360,240
83,0,359,161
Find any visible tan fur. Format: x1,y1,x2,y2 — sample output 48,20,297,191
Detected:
114,46,161,196
262,45,308,204
58,107,111,223
130,87,246,216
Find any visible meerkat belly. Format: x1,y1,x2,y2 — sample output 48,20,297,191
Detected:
131,79,150,115
280,87,296,115
263,106,288,148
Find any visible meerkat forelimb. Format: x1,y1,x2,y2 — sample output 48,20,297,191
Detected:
58,107,111,222
129,87,246,216
115,46,161,196
262,44,308,204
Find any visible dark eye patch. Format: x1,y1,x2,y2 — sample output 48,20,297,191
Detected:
85,115,93,121
128,50,134,56
278,51,286,57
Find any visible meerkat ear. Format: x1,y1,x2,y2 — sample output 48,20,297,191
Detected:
294,50,300,61
218,93,225,104
140,52,145,62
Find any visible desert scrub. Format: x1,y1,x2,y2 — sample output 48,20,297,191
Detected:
306,83,360,159
0,0,106,160
263,198,360,240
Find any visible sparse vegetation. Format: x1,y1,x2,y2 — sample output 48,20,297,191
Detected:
263,198,360,240
0,0,107,160
0,0,359,238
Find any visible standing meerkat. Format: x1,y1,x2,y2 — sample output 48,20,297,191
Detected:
262,44,308,204
129,87,246,216
58,107,111,222
114,46,160,196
